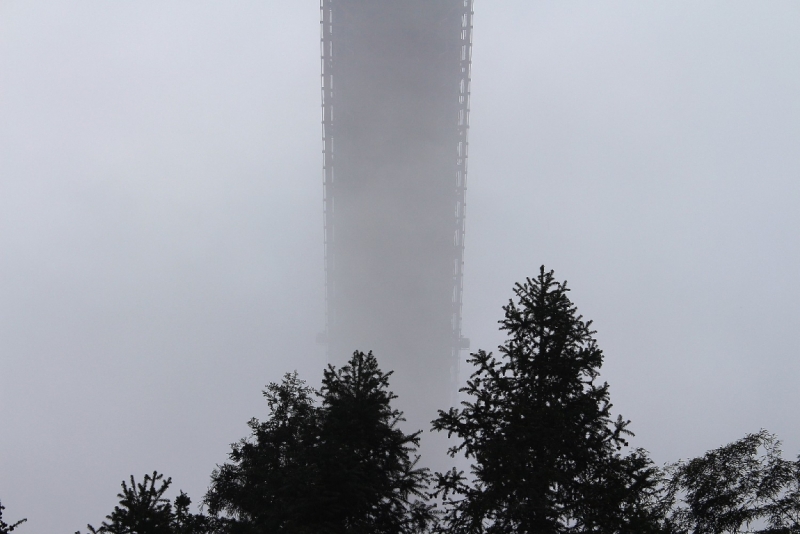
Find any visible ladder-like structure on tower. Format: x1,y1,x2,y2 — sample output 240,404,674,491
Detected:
320,0,474,417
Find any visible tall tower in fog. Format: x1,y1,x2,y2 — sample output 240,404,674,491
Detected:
320,0,474,430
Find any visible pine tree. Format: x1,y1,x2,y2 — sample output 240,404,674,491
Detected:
88,472,174,534
85,472,210,534
204,372,320,533
205,353,432,533
432,267,662,534
314,351,433,533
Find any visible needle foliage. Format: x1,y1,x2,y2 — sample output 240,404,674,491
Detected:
0,500,26,534
205,351,432,534
432,267,663,534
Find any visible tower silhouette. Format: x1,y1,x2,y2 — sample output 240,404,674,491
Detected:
320,0,474,433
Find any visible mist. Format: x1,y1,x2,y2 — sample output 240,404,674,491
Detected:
2,2,799,532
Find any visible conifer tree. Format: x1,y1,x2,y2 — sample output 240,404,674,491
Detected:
205,352,432,533
204,372,320,533
315,350,433,534
663,430,800,534
85,472,211,534
432,267,662,534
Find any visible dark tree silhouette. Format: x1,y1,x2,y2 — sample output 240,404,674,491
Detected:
59,272,800,534
84,472,210,534
204,371,320,533
663,430,800,534
171,491,215,534
205,352,432,533
0,500,26,533
432,267,663,534
314,350,433,533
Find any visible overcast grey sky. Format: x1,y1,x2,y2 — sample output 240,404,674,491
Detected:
2,2,799,531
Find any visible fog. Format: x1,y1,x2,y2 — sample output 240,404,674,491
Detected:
2,2,799,531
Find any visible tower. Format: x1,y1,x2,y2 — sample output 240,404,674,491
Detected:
320,0,473,433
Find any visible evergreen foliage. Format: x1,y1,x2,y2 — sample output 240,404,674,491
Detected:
0,500,26,534
205,351,432,534
314,350,434,533
432,266,663,534
10,270,800,533
84,472,211,534
663,430,800,534
204,371,319,533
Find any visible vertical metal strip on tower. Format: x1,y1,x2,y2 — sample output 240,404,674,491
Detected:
451,0,474,404
320,0,335,343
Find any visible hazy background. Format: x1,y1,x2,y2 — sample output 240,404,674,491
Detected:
2,2,799,531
